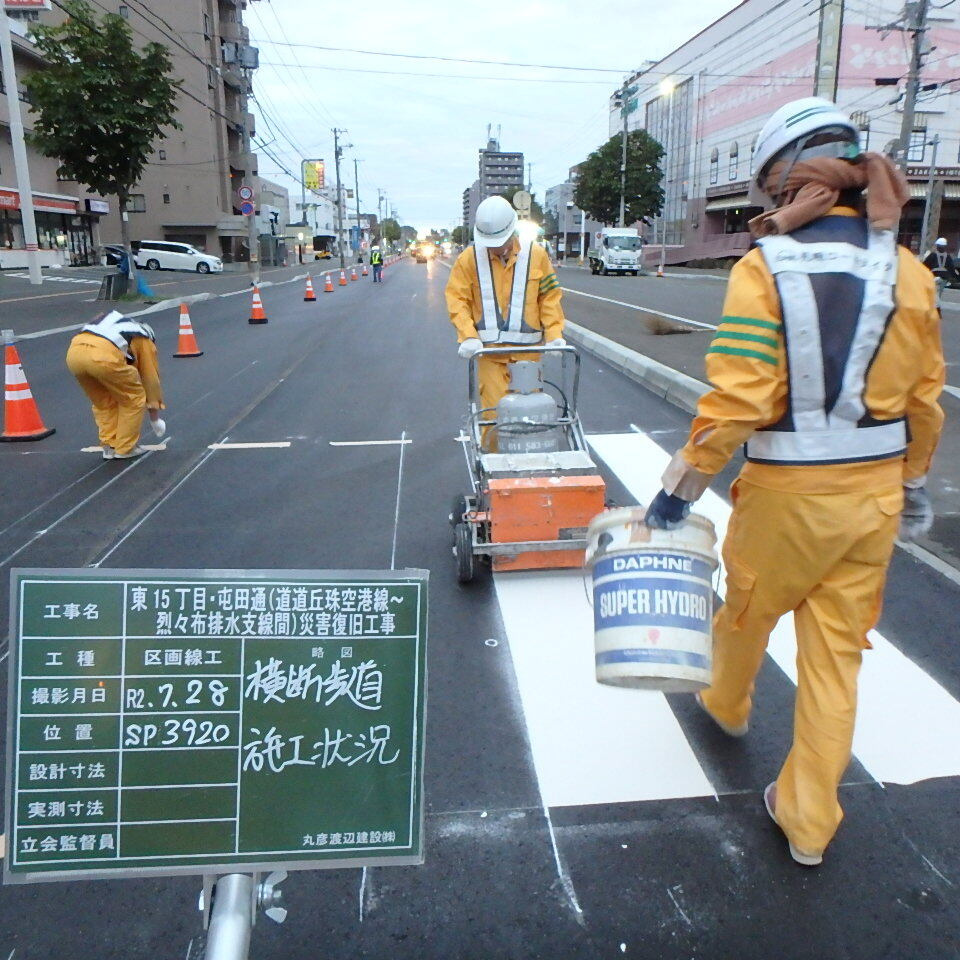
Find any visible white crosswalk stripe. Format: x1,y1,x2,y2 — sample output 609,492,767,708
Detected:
492,427,960,809
4,273,100,285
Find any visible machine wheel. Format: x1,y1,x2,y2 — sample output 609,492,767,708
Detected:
602,266,609,276
449,494,469,527
454,523,475,583
145,258,160,271
631,270,639,276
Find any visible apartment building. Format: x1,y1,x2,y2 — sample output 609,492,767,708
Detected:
609,0,960,262
460,129,524,232
3,0,262,266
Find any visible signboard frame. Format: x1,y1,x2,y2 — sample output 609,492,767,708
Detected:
302,159,325,192
5,567,428,885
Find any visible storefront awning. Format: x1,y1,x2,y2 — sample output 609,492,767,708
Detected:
0,187,80,214
704,194,752,213
908,182,960,199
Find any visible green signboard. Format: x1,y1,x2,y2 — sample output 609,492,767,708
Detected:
5,568,428,884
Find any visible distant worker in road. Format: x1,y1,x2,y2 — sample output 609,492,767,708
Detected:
445,195,566,444
371,245,384,283
66,311,167,460
644,98,944,866
923,237,958,286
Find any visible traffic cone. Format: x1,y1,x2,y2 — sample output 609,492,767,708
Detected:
362,264,368,277
173,303,203,358
249,285,268,325
350,267,358,281
1,339,55,442
304,275,317,302
338,270,347,286
656,264,664,278
324,274,334,293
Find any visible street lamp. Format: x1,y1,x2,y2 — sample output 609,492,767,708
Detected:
563,200,574,263
658,78,676,276
297,231,304,265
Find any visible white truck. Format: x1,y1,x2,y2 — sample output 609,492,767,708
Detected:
588,227,644,276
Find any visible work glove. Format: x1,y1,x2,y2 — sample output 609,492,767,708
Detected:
458,338,483,359
150,417,166,439
900,486,933,542
545,338,567,347
644,489,691,530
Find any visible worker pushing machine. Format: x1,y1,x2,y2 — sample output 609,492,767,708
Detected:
445,195,566,435
644,98,944,866
66,311,167,460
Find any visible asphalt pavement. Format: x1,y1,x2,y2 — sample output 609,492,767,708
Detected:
555,261,960,571
0,258,958,958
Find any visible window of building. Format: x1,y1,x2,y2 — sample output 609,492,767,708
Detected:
158,149,167,161
163,193,171,205
709,148,719,185
118,5,129,18
203,13,211,38
908,126,927,163
208,64,216,89
127,195,146,213
728,141,739,181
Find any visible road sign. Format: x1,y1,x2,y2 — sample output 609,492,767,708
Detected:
240,200,255,217
5,568,428,883
512,190,532,214
237,185,254,202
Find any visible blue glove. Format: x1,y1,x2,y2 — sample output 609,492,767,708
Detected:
645,489,691,530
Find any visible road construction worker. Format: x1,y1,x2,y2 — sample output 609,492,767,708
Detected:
371,245,384,283
446,195,565,447
644,97,944,867
66,311,167,460
923,237,957,285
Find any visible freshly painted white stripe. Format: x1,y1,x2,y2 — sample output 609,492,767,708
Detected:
82,442,169,453
207,441,291,450
329,439,413,447
495,570,717,807
560,287,718,330
587,430,960,787
942,384,960,401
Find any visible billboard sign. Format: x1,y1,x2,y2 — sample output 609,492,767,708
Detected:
303,160,325,191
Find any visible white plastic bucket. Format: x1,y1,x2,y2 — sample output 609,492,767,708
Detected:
586,506,718,692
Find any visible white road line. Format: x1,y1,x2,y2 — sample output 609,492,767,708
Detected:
81,441,170,453
495,570,717,806
390,430,407,570
208,441,291,450
942,384,960,401
0,461,104,540
560,287,718,330
329,439,413,447
588,430,960,787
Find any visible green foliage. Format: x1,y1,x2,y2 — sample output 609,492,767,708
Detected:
24,0,181,211
451,225,466,246
499,185,544,224
543,209,559,236
573,130,664,226
381,218,401,242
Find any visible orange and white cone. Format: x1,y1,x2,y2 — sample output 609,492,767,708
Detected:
350,267,358,281
362,264,368,277
1,339,55,442
338,270,347,286
173,303,203,358
304,275,317,302
656,262,665,278
249,285,268,325
324,274,335,293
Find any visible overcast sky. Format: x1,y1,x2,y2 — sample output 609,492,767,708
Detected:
247,0,740,231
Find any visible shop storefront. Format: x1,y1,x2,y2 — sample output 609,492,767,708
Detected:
0,188,107,268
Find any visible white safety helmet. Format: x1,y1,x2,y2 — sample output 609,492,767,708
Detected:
936,237,948,248
749,97,860,207
473,195,518,248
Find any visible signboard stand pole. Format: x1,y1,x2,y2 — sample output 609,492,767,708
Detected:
205,873,255,960
0,8,42,285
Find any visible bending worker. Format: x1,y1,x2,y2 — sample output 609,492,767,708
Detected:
644,98,944,866
445,195,565,444
66,311,167,460
371,245,384,283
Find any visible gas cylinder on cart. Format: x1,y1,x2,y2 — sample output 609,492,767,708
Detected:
496,361,561,454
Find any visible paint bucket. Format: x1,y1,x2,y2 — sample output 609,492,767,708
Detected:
586,506,718,692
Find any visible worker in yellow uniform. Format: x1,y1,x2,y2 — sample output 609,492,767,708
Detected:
644,98,944,866
446,195,565,446
66,311,167,460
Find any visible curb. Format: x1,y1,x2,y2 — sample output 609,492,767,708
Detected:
563,320,708,415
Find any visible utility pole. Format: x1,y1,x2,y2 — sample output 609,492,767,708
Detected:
527,162,532,192
920,133,941,255
244,114,259,285
332,128,348,270
894,0,931,172
353,158,362,262
814,0,845,100
377,188,385,245
0,8,41,285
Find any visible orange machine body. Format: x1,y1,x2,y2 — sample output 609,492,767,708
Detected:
488,474,606,571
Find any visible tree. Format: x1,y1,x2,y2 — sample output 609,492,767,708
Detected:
381,218,401,243
24,0,182,277
574,130,664,227
451,225,466,246
542,209,559,237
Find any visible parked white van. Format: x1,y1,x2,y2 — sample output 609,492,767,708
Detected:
135,241,223,273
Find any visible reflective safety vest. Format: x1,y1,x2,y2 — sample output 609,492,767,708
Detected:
474,240,542,345
748,224,907,466
82,311,156,362
371,250,383,265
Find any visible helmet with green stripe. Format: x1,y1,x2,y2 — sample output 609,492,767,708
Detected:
749,97,860,207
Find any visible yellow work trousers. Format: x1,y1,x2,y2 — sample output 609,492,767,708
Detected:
66,336,146,455
699,478,902,855
477,355,512,452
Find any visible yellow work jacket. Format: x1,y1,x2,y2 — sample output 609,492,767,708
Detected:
445,239,565,345
665,208,944,496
